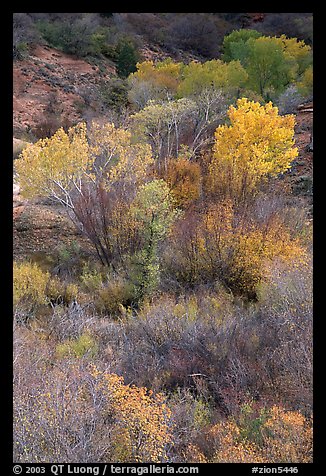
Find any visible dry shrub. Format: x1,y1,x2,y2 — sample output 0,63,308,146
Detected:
210,405,312,463
56,332,98,359
45,277,78,306
14,346,173,463
95,276,136,316
181,402,312,463
14,261,78,311
90,366,173,462
80,266,136,317
163,157,202,208
164,201,308,299
14,261,49,306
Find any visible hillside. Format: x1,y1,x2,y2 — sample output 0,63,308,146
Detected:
13,13,313,466
13,12,313,137
13,44,116,137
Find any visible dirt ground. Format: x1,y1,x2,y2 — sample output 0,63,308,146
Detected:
13,199,93,262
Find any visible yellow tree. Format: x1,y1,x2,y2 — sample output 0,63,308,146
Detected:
16,122,154,267
129,59,183,94
128,59,184,108
16,121,153,205
16,123,90,210
208,98,298,202
277,34,312,77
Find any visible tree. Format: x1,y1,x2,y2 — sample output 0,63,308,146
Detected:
222,29,262,63
222,31,312,99
116,39,139,78
128,59,184,108
16,122,153,268
245,36,293,98
130,98,197,170
277,35,312,76
208,98,298,203
37,14,101,57
130,90,227,167
16,123,91,208
131,180,179,299
177,59,248,98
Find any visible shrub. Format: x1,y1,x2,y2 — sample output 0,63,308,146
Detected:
13,13,39,59
91,367,173,462
13,261,78,313
13,138,30,160
95,276,136,316
130,180,179,300
13,261,49,306
296,65,313,98
45,277,78,306
52,241,85,279
274,85,304,114
165,14,223,57
99,77,130,111
257,13,313,45
163,157,202,208
80,265,104,293
209,404,312,463
164,201,308,299
36,15,101,57
56,332,98,358
14,359,173,463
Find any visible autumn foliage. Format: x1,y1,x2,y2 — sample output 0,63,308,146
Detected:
184,404,312,463
208,98,298,202
14,26,312,462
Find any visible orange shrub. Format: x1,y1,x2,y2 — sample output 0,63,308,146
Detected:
164,157,202,208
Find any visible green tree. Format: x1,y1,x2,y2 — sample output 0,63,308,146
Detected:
177,59,248,98
222,29,262,63
222,31,312,99
245,36,292,98
131,179,179,299
116,39,139,78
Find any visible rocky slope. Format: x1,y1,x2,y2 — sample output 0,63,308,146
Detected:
13,44,115,137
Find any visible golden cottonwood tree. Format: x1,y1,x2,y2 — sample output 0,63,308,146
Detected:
16,122,153,205
16,122,154,268
129,59,183,94
16,123,90,209
208,98,298,202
